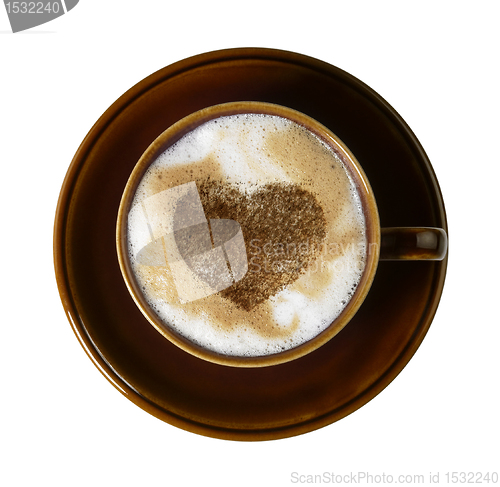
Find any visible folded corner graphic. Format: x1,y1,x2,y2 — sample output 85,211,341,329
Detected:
4,0,79,33
130,182,248,303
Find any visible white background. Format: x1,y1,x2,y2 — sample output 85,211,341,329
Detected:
1,1,499,485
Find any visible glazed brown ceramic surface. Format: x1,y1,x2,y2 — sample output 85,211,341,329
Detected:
54,48,448,440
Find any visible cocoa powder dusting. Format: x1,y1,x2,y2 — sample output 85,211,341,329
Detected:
196,179,327,311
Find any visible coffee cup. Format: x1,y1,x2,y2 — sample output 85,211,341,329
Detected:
116,101,447,368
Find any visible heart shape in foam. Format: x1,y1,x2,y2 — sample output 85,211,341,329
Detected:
191,179,327,311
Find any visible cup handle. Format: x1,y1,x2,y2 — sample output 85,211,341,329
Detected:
380,227,448,261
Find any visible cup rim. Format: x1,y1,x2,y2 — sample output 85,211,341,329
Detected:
116,101,380,367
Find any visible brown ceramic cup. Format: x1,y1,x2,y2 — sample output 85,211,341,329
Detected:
116,101,447,368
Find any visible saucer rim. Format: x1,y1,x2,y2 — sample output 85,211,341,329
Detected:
54,47,448,441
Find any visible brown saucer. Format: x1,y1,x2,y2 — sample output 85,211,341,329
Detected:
54,48,448,441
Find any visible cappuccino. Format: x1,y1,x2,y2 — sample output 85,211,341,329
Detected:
126,112,367,357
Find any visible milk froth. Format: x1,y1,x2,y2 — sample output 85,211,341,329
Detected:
127,113,367,357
